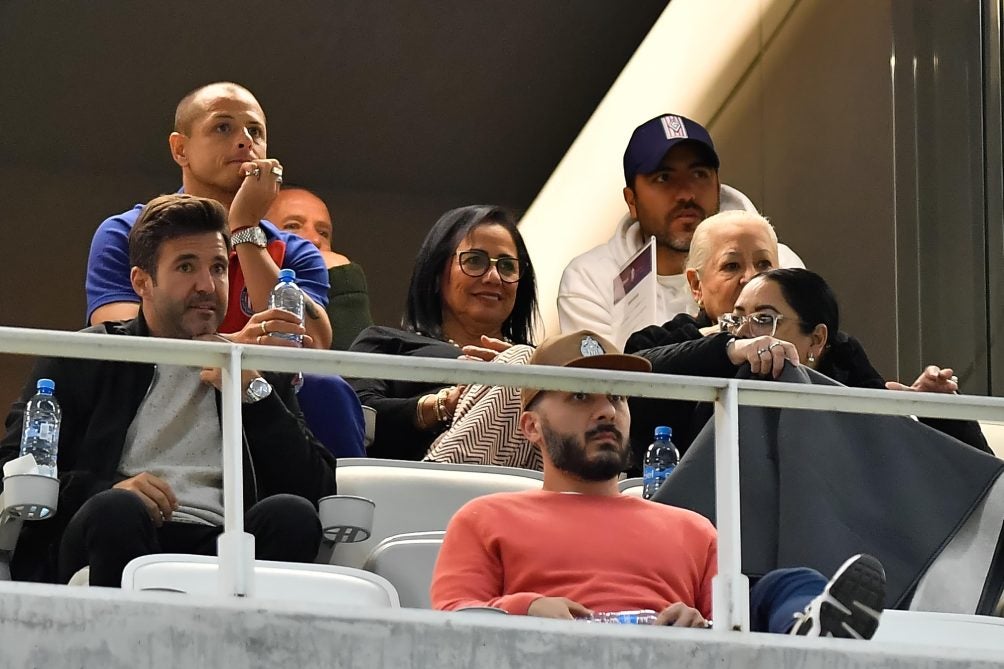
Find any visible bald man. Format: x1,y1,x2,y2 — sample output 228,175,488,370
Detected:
266,188,373,350
86,82,333,348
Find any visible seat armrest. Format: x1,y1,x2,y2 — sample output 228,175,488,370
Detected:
362,406,376,449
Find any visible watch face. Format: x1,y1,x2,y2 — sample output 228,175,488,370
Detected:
248,377,272,401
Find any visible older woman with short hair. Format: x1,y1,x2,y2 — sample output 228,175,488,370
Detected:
350,205,541,468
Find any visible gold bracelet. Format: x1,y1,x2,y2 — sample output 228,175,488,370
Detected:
435,392,448,424
416,394,432,430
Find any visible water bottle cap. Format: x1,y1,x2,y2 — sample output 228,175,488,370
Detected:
278,268,296,282
36,378,55,393
654,426,671,438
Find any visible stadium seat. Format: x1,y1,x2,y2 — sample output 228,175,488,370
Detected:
363,531,445,608
980,420,1004,459
326,458,542,569
618,477,644,497
121,553,400,607
874,610,1004,651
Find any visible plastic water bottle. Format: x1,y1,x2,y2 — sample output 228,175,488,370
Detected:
589,610,659,624
268,269,304,346
643,426,680,499
19,379,61,478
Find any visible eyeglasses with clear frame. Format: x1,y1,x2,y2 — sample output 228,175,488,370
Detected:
456,250,522,284
718,312,792,337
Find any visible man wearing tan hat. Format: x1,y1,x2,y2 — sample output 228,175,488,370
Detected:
430,330,886,637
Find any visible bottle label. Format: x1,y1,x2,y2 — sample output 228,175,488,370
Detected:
590,610,659,624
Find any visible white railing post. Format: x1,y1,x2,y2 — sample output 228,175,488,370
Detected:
216,345,255,597
712,379,750,632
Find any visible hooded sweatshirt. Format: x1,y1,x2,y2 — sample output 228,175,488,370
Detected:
557,184,804,348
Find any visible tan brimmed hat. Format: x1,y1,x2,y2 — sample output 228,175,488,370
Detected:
520,330,652,409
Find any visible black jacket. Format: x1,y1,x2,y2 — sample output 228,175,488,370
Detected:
0,314,337,582
348,325,461,460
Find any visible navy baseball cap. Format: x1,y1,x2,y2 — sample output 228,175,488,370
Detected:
623,114,720,185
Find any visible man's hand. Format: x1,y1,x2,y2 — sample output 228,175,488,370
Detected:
229,159,284,231
654,603,709,628
226,308,311,348
886,365,959,394
727,336,800,379
113,472,178,527
198,366,261,395
460,335,513,362
527,596,593,620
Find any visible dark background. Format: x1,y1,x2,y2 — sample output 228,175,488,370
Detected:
0,0,667,407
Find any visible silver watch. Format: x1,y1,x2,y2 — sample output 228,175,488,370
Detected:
245,376,273,403
231,226,267,248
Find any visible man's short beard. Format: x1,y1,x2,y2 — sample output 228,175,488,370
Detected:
541,421,629,482
661,231,692,254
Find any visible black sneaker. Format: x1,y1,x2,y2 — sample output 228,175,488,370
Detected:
790,554,886,639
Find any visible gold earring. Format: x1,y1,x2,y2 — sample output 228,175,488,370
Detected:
697,299,704,310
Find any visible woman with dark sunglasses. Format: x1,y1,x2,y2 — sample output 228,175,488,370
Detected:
348,205,543,467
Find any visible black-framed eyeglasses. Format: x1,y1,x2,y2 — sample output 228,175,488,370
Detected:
718,312,798,338
457,250,522,283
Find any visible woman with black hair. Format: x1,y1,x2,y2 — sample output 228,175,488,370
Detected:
349,205,542,467
628,268,991,456
728,268,989,450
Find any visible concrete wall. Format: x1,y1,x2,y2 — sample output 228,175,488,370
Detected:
0,582,1000,669
709,0,898,379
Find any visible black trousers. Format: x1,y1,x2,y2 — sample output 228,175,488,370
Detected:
58,488,322,587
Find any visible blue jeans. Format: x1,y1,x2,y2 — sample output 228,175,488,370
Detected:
749,567,828,633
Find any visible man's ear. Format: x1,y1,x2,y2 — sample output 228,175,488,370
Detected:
623,186,638,220
685,268,702,304
169,132,188,167
131,266,153,298
520,406,543,447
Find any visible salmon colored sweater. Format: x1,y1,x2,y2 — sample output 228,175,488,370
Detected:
430,490,717,618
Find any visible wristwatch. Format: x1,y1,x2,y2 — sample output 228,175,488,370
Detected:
231,225,267,248
245,376,273,403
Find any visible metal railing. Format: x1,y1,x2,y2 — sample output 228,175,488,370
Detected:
1,325,1002,630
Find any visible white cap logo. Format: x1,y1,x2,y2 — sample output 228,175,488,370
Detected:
580,336,604,357
661,115,688,140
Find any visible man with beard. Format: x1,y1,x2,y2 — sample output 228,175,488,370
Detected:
0,194,337,586
431,331,886,637
557,114,803,348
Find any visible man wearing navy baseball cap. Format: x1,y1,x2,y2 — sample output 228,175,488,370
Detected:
557,114,803,348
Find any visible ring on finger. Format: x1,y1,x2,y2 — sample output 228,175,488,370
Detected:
260,320,268,336
247,166,261,179
270,166,283,178
756,348,769,356
256,335,264,345
768,342,783,350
